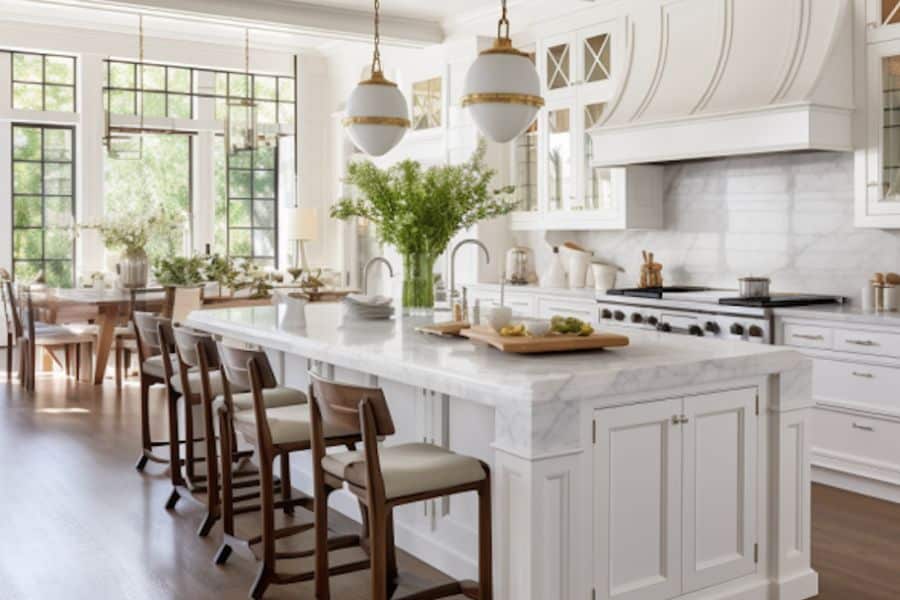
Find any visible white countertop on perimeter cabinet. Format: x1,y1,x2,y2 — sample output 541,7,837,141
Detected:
187,303,806,408
464,282,598,300
774,304,900,327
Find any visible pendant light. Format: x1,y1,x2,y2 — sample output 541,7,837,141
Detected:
462,0,544,143
226,29,270,154
343,0,410,157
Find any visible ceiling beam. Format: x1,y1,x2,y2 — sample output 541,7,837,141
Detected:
37,0,444,46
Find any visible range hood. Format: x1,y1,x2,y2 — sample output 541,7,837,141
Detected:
590,0,854,166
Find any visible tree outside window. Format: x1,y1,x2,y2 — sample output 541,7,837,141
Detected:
11,52,76,112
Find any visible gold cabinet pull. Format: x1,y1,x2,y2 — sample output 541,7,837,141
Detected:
793,334,824,341
852,371,875,379
846,339,879,347
852,422,875,432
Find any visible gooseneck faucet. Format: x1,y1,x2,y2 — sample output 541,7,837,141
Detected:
362,257,394,295
449,239,491,303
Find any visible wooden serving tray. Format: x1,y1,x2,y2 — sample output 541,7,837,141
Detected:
460,326,630,354
415,320,471,338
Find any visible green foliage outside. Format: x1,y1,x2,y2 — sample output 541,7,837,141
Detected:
104,134,191,263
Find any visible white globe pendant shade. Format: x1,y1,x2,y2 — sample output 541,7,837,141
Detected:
463,40,544,143
343,74,410,157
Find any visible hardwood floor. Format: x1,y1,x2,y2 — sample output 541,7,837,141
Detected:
0,365,898,599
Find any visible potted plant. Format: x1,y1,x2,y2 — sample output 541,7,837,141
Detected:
204,254,240,297
87,206,186,289
331,139,515,314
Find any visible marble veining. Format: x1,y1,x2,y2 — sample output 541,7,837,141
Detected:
515,152,900,304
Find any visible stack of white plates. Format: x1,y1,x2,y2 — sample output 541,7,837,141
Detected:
343,294,395,320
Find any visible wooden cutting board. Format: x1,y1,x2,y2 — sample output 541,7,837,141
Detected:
460,326,629,354
415,321,471,338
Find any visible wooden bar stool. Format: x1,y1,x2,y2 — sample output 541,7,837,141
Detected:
308,372,494,600
188,331,304,537
219,350,365,599
132,311,179,472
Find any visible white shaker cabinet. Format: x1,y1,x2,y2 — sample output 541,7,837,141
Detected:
593,387,758,600
510,17,663,232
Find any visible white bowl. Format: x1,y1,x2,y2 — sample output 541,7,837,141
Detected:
487,306,513,332
522,319,552,337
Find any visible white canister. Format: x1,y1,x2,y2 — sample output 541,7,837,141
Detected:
861,284,875,313
540,247,568,289
591,263,618,293
566,250,592,289
885,285,898,312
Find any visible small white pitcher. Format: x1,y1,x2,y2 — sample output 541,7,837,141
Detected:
273,290,308,330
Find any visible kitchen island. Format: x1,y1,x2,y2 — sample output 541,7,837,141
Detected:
187,303,818,600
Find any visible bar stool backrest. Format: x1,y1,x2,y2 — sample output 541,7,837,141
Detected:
216,341,277,391
22,292,37,344
133,311,171,362
308,371,396,439
172,326,218,369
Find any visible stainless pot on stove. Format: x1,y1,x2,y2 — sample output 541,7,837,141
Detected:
738,277,770,298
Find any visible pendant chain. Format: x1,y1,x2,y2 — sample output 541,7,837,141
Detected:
497,0,510,40
244,28,250,75
372,0,383,75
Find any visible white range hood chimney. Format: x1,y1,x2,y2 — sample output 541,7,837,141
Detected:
590,0,854,166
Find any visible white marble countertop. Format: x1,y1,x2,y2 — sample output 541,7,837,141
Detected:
187,303,805,407
464,282,598,300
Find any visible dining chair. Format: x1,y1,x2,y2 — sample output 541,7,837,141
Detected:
2,280,55,380
166,286,204,323
19,293,95,392
132,311,178,472
215,349,363,599
191,335,306,537
308,371,493,600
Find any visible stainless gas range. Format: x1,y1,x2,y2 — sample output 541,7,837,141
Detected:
596,287,845,345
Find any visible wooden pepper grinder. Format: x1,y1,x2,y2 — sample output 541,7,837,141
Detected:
640,250,664,288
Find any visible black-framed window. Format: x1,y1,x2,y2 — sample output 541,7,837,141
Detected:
210,70,295,126
11,52,76,112
214,140,278,268
103,60,194,119
11,124,76,287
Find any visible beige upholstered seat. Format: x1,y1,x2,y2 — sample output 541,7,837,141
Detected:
141,353,180,379
170,369,234,396
213,386,307,414
234,403,311,445
322,443,487,500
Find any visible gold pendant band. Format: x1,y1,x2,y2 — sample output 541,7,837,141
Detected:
461,92,545,109
343,115,411,128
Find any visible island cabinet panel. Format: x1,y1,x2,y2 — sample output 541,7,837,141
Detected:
681,389,758,593
593,399,683,600
593,387,758,600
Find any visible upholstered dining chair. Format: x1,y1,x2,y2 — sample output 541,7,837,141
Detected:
19,293,95,392
308,372,494,600
2,280,56,380
214,347,364,600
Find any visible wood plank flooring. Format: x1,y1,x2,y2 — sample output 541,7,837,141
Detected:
0,366,898,599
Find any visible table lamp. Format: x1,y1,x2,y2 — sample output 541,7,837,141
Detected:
286,206,318,270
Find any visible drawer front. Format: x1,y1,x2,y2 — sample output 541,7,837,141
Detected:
469,292,535,318
537,298,598,324
833,328,900,358
812,358,900,415
783,323,832,350
812,408,900,470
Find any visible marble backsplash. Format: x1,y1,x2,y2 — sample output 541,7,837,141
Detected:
514,151,900,304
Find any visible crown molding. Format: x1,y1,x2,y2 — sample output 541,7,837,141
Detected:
31,0,444,47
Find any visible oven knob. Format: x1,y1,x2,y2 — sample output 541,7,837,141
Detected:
631,313,644,323
614,311,625,321
689,325,704,337
730,323,745,336
705,321,720,334
748,325,764,338
601,309,613,319
647,316,659,326
657,322,672,333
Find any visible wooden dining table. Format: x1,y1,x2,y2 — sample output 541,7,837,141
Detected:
29,286,357,385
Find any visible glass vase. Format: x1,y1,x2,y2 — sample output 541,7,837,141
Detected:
402,252,435,316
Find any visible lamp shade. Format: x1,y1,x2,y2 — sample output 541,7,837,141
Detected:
462,42,544,143
343,74,410,157
286,207,318,242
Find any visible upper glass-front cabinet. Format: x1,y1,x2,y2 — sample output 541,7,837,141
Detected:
861,40,900,224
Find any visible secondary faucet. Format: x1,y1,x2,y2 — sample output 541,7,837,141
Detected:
449,239,490,303
362,257,394,295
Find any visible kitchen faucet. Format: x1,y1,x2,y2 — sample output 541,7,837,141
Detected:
449,239,490,303
363,257,394,295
